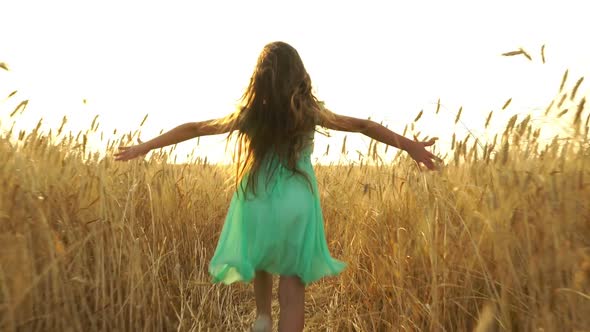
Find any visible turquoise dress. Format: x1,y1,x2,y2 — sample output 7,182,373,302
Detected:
208,133,346,286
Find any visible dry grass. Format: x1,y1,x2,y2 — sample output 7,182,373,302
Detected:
1,80,590,331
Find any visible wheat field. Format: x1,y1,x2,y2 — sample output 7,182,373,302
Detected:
1,76,590,331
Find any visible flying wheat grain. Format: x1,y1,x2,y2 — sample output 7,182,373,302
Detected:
502,47,532,61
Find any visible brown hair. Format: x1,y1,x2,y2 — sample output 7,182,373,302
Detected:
219,41,333,195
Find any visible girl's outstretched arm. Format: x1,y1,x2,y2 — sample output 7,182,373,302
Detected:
114,118,232,161
319,110,440,169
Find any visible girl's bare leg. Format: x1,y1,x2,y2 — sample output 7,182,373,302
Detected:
254,270,273,322
278,275,305,332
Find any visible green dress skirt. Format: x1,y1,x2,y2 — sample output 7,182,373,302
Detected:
208,139,346,286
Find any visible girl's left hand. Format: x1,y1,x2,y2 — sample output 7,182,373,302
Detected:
114,141,150,161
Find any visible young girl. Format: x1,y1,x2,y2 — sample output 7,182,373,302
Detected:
115,41,438,332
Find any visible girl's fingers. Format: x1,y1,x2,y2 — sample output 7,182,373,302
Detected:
428,151,438,160
422,138,437,146
114,150,130,158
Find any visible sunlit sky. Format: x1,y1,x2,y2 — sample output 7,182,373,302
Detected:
1,0,589,163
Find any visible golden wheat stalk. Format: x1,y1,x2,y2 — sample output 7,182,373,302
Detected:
436,98,441,114
413,110,423,122
557,93,568,108
557,109,569,118
455,106,463,124
545,100,555,116
570,77,584,101
573,97,586,125
506,114,518,132
10,100,29,117
502,98,512,110
559,69,569,92
140,114,149,126
485,111,493,129
57,116,68,136
90,115,99,132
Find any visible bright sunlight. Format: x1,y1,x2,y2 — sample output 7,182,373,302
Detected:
1,0,588,163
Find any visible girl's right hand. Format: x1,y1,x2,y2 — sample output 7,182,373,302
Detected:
407,138,440,170
114,141,150,161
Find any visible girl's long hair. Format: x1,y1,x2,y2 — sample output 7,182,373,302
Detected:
218,41,333,195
